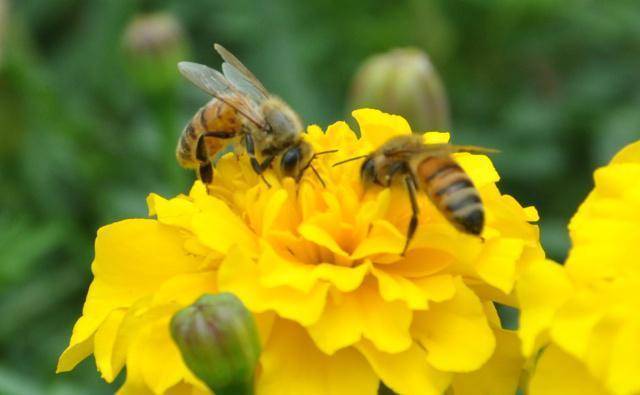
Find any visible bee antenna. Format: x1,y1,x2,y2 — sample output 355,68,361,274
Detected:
332,155,369,167
314,149,339,157
309,164,326,188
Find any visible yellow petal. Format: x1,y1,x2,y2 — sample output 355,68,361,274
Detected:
312,121,359,153
528,344,609,395
307,279,412,354
475,237,525,294
56,321,95,373
219,247,329,326
358,279,412,353
371,267,429,309
298,220,350,258
351,220,405,259
261,188,289,236
524,206,540,222
312,262,369,292
610,139,640,164
422,132,450,144
306,291,363,354
151,271,217,306
451,329,524,395
413,274,456,302
258,319,378,395
455,153,500,188
384,248,454,278
110,300,179,379
59,219,201,372
549,289,605,359
517,258,573,356
412,278,495,372
357,340,452,395
259,245,369,293
91,219,203,302
191,197,258,255
147,193,197,230
127,315,189,394
605,322,640,394
352,108,412,148
94,309,126,382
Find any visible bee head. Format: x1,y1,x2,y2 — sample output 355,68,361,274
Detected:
360,157,378,184
280,140,313,180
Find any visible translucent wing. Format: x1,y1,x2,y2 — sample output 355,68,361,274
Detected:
386,144,498,158
423,144,499,156
178,61,265,128
214,43,269,103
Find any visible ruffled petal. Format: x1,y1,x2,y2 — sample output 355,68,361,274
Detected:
474,237,525,294
412,278,495,372
219,247,329,326
258,319,378,395
528,344,609,395
94,309,127,382
451,328,524,395
352,108,412,148
357,340,451,395
517,259,573,356
58,219,202,372
307,279,412,354
126,315,191,394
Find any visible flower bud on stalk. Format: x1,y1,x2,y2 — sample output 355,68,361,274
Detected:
348,48,450,132
171,293,261,395
122,12,187,94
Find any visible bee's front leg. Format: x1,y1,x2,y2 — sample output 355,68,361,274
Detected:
244,134,271,188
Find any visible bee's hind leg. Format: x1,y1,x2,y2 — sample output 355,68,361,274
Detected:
194,134,214,189
402,175,420,256
244,134,271,188
197,162,213,184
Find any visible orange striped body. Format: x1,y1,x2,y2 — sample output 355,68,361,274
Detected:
176,98,245,169
416,155,484,234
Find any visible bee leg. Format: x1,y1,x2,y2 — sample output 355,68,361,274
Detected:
203,131,237,139
195,135,214,185
243,133,271,188
403,175,420,256
198,162,214,184
260,155,275,171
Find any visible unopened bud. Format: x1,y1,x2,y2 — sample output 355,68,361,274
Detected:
171,293,260,395
348,48,450,132
122,12,187,94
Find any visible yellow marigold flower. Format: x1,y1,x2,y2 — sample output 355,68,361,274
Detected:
518,140,640,395
58,109,542,395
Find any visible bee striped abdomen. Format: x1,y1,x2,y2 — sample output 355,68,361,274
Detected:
176,121,200,168
176,99,242,170
417,156,484,235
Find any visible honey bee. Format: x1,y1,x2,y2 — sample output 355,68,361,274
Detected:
334,135,497,254
176,44,331,186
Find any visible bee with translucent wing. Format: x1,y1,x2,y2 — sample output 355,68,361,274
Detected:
176,44,332,187
334,134,497,254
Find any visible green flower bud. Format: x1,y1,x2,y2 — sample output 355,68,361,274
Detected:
122,12,187,94
171,293,261,395
348,47,450,132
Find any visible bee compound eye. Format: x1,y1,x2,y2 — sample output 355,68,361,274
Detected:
360,158,376,182
281,147,301,176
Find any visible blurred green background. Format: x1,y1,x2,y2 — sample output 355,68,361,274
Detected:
0,0,639,394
